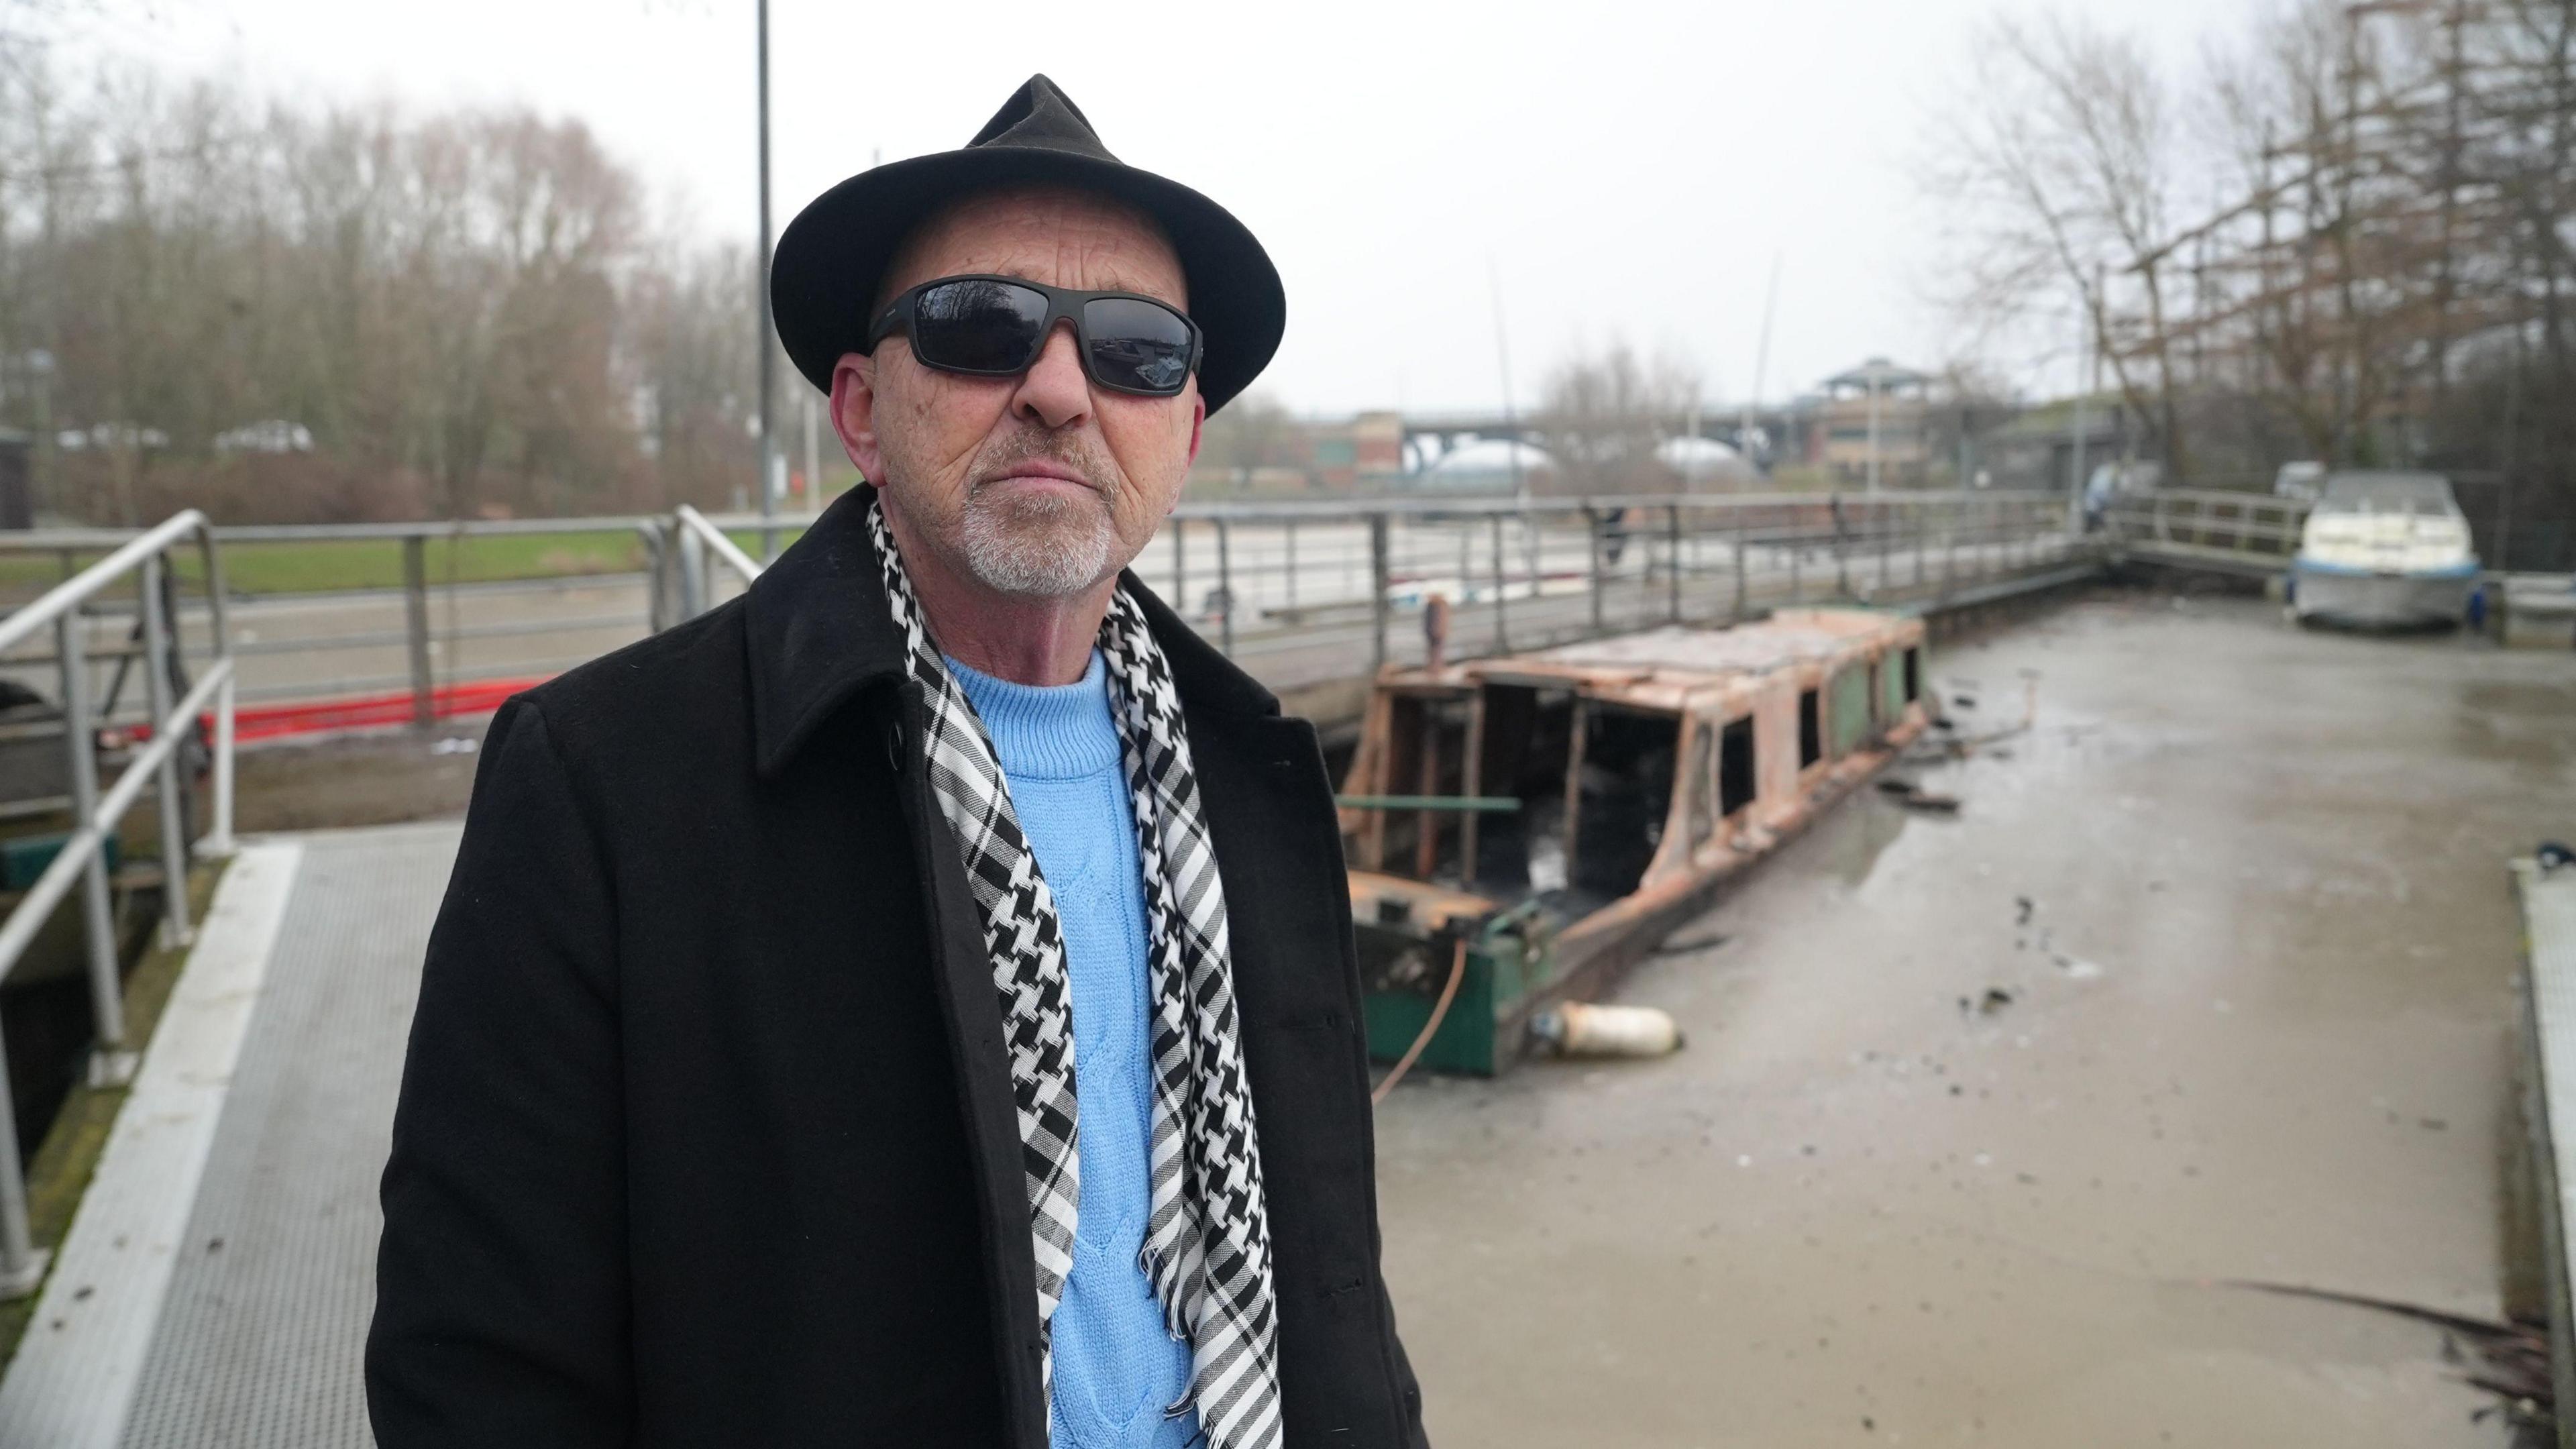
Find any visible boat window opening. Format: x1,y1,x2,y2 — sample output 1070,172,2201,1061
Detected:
1798,688,1821,768
1428,683,1574,897
1377,692,1474,882
1686,723,1716,847
1902,647,1921,704
1565,706,1678,903
1719,716,1756,818
1867,661,1884,728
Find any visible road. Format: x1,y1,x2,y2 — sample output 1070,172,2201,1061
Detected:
1372,592,2573,1447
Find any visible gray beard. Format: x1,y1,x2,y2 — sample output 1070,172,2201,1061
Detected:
958,487,1117,597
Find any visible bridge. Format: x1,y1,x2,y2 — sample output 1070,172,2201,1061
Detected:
0,488,2566,1444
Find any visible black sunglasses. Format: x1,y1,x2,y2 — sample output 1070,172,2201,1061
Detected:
866,274,1204,398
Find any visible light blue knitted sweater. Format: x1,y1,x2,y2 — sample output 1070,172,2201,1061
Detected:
948,653,1200,1449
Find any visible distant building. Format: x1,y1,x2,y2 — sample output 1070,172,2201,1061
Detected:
1790,358,1934,485
1185,409,1405,495
1305,411,1403,491
1982,396,2138,492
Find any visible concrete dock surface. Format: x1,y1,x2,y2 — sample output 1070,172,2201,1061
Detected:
1373,591,2574,1447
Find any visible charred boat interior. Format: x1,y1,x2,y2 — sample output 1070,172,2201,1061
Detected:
1340,610,1932,1074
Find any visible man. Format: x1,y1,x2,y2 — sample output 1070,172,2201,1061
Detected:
367,75,1428,1449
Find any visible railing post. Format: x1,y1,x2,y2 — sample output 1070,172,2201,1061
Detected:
55,611,131,1085
140,553,192,949
680,524,708,621
1283,518,1297,616
1942,500,1958,600
402,534,434,729
1666,504,1682,623
1368,512,1391,674
207,667,235,859
1215,517,1235,655
1586,508,1606,636
1171,517,1187,612
1874,500,1890,594
1830,493,1850,598
1733,506,1750,621
195,519,235,859
639,523,671,634
1915,502,1929,586
0,1023,46,1296
1491,513,1509,654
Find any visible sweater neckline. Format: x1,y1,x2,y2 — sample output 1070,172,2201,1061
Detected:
943,651,1124,780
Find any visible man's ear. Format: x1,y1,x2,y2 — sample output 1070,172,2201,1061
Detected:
1182,394,1206,472
829,353,883,483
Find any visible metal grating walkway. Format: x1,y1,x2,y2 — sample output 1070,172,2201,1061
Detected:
115,823,458,1449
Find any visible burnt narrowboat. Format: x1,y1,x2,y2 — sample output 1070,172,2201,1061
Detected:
1338,608,1933,1075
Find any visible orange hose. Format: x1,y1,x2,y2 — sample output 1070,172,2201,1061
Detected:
1372,938,1468,1106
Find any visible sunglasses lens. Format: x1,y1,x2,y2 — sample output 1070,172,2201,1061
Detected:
910,279,1048,372
1081,297,1195,394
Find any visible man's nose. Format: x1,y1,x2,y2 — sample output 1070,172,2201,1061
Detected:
1010,323,1091,431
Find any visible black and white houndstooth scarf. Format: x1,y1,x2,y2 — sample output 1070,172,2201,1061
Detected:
866,497,1283,1449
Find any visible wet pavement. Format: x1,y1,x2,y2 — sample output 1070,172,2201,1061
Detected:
1371,590,2576,1447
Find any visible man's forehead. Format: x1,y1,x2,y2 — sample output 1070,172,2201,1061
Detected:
877,186,1187,309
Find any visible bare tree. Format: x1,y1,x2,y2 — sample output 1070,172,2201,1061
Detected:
0,46,743,524
1535,339,1698,496
1927,13,2196,479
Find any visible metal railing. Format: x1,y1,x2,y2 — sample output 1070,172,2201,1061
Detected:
662,504,769,622
2101,488,2310,572
0,510,235,1297
0,490,2094,745
0,515,666,732
657,490,2094,683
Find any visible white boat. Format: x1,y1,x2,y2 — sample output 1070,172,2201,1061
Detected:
2290,472,2479,629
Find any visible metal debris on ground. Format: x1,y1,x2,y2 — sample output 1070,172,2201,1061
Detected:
1876,779,1962,814
1958,987,2016,1018
2219,1280,2553,1431
1654,932,1731,957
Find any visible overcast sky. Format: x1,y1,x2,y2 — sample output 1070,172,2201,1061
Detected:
74,0,2262,417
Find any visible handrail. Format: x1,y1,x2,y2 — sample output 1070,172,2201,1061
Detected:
677,486,2074,531
673,504,766,584
663,505,766,625
0,510,221,656
0,508,235,1299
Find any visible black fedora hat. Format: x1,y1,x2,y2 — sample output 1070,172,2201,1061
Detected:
770,74,1284,416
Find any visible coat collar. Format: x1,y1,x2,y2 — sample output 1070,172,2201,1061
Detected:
745,487,1279,777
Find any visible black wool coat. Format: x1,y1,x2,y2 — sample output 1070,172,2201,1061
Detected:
367,489,1429,1448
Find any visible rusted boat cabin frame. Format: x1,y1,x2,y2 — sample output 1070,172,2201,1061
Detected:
1340,608,1933,1073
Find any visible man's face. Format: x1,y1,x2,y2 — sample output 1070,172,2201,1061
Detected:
833,186,1203,598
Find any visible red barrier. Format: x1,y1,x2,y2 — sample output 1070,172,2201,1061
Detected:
226,678,547,743
127,678,551,746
